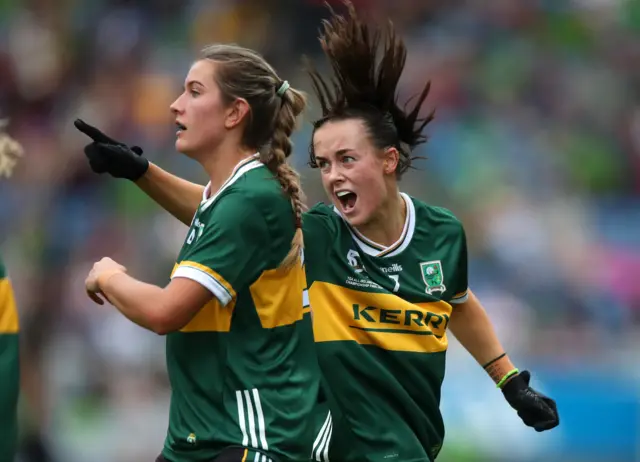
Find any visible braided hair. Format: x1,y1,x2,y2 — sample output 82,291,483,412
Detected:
202,45,306,269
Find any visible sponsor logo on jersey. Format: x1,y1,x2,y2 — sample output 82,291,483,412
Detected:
345,249,385,289
347,249,365,273
346,250,403,275
420,260,446,294
186,218,206,245
310,282,452,352
352,303,450,337
379,263,403,273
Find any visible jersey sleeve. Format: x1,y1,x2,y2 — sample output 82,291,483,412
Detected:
0,266,19,334
171,193,269,307
449,223,469,305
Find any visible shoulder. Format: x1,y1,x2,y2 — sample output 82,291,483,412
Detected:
411,198,465,236
199,170,299,246
306,202,335,217
202,170,285,223
302,202,341,236
194,189,269,245
232,168,295,219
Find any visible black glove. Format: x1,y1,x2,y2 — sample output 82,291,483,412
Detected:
74,119,149,181
501,370,559,432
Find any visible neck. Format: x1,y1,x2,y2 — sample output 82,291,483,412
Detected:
354,191,406,248
200,141,256,197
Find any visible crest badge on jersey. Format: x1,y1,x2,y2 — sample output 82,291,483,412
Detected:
420,260,446,294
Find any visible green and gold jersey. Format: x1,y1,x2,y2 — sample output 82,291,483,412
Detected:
0,256,20,461
163,155,320,462
304,194,468,462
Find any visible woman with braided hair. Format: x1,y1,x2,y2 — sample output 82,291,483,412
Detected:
304,3,559,461
75,44,321,462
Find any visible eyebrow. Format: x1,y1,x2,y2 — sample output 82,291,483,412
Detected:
314,148,354,162
184,80,204,90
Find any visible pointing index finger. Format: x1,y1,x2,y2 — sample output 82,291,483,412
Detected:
74,119,116,144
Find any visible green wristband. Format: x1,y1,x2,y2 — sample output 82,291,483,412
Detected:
496,368,519,389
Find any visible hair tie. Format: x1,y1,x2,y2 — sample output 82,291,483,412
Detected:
276,80,290,97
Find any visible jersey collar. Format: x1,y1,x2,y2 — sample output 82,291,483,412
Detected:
334,192,416,258
201,154,262,211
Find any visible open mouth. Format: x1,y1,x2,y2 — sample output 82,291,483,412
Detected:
336,190,357,213
176,122,187,134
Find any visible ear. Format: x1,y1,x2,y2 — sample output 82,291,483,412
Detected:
382,147,400,175
224,98,251,130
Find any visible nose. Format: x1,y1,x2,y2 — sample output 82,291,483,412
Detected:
325,163,345,186
170,94,184,115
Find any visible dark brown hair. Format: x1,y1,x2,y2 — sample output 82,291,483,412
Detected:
202,44,306,269
307,1,434,177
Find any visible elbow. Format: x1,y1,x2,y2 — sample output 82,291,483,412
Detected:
147,284,205,335
152,324,174,336
148,312,185,336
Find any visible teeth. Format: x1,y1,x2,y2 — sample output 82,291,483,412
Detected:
336,191,352,198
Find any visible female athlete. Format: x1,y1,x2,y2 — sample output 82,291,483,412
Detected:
75,45,321,462
74,6,559,461
303,4,559,461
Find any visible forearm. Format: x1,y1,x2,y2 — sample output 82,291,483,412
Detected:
449,290,516,385
135,162,204,225
98,272,169,334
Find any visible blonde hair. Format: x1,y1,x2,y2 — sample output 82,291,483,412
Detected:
0,120,23,179
201,44,306,269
